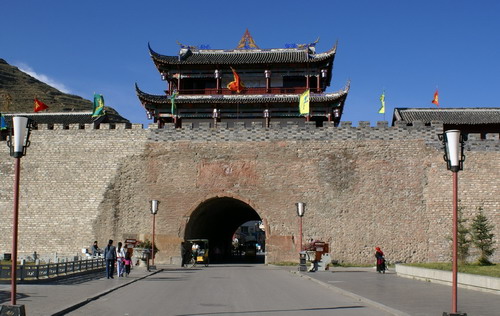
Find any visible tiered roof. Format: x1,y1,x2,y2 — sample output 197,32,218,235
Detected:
136,83,349,105
137,31,348,124
148,43,336,66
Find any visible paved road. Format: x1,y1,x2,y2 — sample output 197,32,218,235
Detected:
300,267,500,316
65,264,392,316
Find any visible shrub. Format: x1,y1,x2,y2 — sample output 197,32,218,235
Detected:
470,207,496,265
135,239,159,254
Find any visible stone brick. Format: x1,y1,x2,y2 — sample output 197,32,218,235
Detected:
0,122,498,265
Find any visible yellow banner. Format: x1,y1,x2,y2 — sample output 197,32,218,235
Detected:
299,89,310,115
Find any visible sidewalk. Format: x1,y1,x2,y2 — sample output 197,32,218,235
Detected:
0,267,160,316
292,267,500,316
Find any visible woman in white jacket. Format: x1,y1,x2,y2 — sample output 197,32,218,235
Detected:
116,242,126,277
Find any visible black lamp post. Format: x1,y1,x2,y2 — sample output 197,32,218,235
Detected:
295,202,306,251
439,130,466,316
150,200,159,266
3,116,32,315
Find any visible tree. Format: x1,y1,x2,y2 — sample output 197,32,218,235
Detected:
470,207,496,265
456,206,471,264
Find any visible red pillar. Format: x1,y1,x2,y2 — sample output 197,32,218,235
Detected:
11,157,21,305
452,171,458,314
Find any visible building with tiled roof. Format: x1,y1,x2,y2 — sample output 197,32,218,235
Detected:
392,107,500,137
1,111,129,129
136,30,349,128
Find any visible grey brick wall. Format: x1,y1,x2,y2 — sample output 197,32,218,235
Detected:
0,121,498,264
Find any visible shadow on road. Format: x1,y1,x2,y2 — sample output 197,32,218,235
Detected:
0,290,29,304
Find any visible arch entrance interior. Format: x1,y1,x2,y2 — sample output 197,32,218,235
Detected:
184,197,264,263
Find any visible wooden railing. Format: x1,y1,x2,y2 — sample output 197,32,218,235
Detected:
175,87,319,95
0,258,105,281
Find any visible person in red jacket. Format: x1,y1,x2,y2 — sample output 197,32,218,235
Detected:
375,247,386,273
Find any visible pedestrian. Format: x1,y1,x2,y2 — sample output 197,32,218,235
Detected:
192,242,200,259
116,242,126,277
124,251,131,276
181,242,188,267
375,246,386,273
104,239,117,279
91,241,100,257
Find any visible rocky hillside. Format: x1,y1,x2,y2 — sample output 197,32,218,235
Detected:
0,58,127,121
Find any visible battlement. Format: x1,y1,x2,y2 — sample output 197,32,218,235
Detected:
146,120,446,143
2,120,498,151
32,122,144,130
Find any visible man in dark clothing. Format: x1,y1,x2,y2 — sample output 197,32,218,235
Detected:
104,239,117,279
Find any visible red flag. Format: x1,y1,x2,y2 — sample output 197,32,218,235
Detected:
227,67,245,93
34,98,49,112
431,90,439,107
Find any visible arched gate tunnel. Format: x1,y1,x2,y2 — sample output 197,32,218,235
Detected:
184,197,263,263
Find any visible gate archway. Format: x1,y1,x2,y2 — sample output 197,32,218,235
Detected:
184,197,263,262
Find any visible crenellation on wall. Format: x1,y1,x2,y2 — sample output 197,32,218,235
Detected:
144,121,458,146
234,122,245,129
377,121,389,128
468,133,481,141
270,121,281,129
67,123,82,130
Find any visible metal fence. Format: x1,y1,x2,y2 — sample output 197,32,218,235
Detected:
0,258,105,281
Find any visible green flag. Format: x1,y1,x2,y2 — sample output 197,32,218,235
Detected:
171,90,179,115
92,93,105,118
0,113,6,130
299,89,310,115
378,91,385,114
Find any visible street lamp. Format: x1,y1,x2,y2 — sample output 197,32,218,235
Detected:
439,130,466,316
150,200,159,267
295,202,306,251
4,116,32,314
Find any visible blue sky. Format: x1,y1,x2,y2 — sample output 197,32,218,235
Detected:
2,0,499,126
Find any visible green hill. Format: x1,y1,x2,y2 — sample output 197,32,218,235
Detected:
0,58,128,121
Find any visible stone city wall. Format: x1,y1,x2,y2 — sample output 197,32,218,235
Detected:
0,121,498,264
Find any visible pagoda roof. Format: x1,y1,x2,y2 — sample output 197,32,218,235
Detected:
148,43,336,66
393,108,500,125
135,83,349,106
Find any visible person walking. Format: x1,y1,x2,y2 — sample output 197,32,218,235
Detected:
104,239,117,279
124,251,132,276
116,242,126,277
375,246,386,273
91,241,100,257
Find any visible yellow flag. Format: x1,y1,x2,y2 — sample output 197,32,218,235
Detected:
299,89,310,115
378,92,385,114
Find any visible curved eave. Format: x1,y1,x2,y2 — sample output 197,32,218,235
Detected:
148,43,336,69
136,87,349,107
